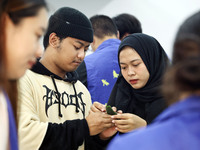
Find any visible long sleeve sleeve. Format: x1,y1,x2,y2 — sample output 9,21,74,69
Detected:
40,119,90,150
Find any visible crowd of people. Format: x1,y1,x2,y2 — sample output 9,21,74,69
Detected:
0,0,199,150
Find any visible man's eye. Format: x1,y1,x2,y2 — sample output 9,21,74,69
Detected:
74,46,80,50
84,48,89,52
121,66,126,70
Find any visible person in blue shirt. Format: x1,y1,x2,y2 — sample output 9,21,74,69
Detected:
76,15,121,104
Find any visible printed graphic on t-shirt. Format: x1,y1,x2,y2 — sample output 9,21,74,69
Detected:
42,85,86,117
101,79,109,86
101,70,119,86
113,70,119,78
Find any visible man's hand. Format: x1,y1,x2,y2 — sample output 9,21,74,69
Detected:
86,111,112,136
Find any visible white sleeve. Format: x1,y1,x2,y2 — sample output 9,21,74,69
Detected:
17,74,48,150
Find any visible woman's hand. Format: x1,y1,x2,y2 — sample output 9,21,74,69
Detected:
111,113,147,133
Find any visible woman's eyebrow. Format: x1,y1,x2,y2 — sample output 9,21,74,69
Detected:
120,59,140,64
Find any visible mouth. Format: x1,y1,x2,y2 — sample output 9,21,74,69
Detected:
129,79,138,84
73,61,82,66
28,60,36,68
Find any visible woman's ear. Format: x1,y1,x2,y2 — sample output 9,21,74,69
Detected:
49,33,60,48
121,33,130,40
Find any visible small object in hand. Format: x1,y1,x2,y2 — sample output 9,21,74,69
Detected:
106,105,117,115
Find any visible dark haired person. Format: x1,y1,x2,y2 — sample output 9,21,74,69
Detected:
112,13,142,40
172,11,200,64
76,15,121,104
0,0,48,149
18,7,113,150
107,33,169,133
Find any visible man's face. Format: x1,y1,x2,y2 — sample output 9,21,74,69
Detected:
54,37,90,73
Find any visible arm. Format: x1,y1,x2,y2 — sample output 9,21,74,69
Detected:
86,102,118,149
40,119,90,150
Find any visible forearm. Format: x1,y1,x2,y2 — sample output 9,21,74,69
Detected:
39,119,90,150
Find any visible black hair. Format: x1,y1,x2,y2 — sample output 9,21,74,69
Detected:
112,13,142,40
90,14,118,39
162,57,200,105
172,11,200,64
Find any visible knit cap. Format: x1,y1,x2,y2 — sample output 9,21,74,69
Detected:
47,7,93,42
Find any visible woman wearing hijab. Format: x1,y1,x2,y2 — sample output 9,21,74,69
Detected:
107,33,169,133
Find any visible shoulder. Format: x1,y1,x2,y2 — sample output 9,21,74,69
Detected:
75,80,90,94
108,123,174,150
18,69,49,88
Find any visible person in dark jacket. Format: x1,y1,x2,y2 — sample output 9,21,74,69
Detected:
107,33,169,133
17,7,114,150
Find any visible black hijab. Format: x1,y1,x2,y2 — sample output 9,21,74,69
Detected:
108,33,169,123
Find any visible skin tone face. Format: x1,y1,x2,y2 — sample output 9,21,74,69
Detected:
119,46,150,89
46,35,90,78
5,8,48,79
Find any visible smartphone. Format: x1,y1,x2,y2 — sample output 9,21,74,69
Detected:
106,105,117,115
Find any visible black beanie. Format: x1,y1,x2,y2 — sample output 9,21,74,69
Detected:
46,7,93,43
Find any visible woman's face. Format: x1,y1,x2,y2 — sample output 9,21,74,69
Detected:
119,46,150,89
5,8,48,79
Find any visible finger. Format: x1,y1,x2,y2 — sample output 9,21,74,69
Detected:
111,113,128,120
111,106,117,112
102,122,113,128
93,101,106,112
117,110,123,114
112,118,128,125
115,127,129,133
115,123,129,130
90,104,100,112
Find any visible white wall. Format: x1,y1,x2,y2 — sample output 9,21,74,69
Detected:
47,0,200,58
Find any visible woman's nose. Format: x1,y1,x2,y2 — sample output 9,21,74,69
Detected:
128,67,136,76
35,45,43,58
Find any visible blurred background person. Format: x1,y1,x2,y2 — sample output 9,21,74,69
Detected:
0,0,48,149
112,13,142,40
172,11,200,64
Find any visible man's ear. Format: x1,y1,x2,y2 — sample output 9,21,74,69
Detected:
121,33,130,40
91,36,96,51
49,33,60,48
117,30,120,39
